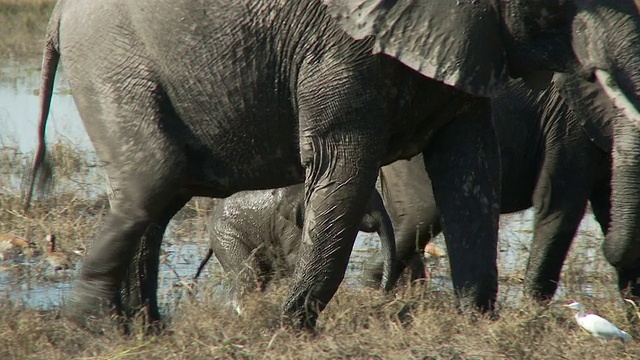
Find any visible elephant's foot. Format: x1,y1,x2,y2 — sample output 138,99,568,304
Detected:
618,266,640,301
523,283,556,304
64,279,123,333
454,284,499,321
362,255,421,290
128,300,166,335
280,290,321,333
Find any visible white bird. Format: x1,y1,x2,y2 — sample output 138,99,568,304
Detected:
564,302,631,342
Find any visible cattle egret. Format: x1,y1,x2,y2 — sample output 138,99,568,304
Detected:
565,302,631,342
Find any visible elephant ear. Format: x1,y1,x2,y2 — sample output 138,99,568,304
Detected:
553,73,614,152
323,0,509,96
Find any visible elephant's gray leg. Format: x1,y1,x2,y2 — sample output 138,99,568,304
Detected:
65,133,187,323
358,190,398,291
422,97,500,315
408,253,428,281
281,73,384,328
66,174,186,324
365,158,441,287
122,195,190,323
66,207,152,321
524,147,597,301
363,225,438,288
281,139,380,327
395,223,441,282
211,230,270,315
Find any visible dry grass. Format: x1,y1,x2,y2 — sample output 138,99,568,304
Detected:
0,0,55,61
1,282,640,359
0,142,108,259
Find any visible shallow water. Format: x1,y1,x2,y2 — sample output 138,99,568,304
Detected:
0,62,618,313
0,61,92,151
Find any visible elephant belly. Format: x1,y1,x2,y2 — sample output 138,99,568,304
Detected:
378,72,473,165
130,6,307,196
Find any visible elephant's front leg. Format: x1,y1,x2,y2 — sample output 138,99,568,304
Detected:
281,70,384,329
423,97,500,314
281,133,382,329
523,137,600,301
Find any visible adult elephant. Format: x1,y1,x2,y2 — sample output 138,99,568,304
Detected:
193,184,398,314
25,0,640,330
366,74,640,302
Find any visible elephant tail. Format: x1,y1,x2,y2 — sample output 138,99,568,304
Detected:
23,3,62,212
194,248,214,280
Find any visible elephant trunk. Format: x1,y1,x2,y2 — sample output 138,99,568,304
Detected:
605,119,640,268
573,3,640,267
573,3,640,130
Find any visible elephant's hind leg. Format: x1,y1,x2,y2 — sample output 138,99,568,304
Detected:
65,87,191,325
121,195,190,326
67,183,188,325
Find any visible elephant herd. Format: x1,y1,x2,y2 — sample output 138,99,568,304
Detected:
192,75,625,312
23,0,640,331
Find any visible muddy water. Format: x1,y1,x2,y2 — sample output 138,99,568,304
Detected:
0,63,617,313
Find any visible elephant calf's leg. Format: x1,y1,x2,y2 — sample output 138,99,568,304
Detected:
210,230,269,315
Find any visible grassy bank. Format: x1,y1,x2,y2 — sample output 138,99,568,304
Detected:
0,0,55,61
1,283,639,359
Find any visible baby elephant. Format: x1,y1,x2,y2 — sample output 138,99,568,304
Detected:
194,184,397,312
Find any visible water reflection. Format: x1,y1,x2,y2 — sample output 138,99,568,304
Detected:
0,62,617,312
0,61,92,151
